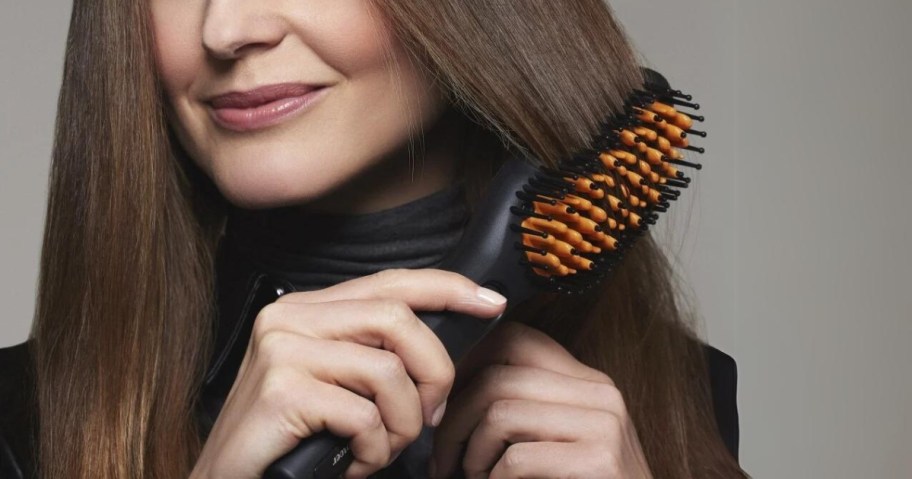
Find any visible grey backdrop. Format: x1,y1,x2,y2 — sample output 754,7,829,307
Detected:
2,1,910,477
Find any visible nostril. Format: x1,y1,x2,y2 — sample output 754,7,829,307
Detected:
201,10,288,60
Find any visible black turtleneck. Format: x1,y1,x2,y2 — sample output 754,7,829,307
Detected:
222,181,470,290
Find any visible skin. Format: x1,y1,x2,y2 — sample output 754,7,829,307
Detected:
150,0,652,477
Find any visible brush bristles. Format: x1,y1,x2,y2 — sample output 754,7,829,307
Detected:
511,81,706,293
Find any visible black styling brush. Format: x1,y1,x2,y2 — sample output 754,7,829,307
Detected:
263,67,706,479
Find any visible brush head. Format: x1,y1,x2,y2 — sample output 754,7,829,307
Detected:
511,68,706,294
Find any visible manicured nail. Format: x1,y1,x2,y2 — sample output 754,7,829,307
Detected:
432,399,447,427
475,286,507,305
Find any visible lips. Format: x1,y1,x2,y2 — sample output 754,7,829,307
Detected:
205,82,329,132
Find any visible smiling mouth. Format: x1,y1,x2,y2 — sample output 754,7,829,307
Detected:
206,83,331,132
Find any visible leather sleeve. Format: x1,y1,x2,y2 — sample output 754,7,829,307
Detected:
705,344,740,461
0,341,36,479
0,434,24,479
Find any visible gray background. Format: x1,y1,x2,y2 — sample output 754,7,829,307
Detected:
2,0,910,477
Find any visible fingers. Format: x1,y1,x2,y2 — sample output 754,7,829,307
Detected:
433,365,623,476
272,380,393,479
202,268,511,478
441,365,624,437
487,441,608,479
253,299,455,424
275,267,507,317
460,400,618,478
254,332,424,455
452,321,610,395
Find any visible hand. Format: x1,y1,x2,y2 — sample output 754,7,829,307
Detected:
189,268,508,479
431,321,653,478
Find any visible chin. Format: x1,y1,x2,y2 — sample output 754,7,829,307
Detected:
210,154,354,211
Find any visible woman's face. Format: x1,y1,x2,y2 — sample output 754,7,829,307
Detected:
150,0,450,211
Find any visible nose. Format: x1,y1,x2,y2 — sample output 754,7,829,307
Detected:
202,0,289,60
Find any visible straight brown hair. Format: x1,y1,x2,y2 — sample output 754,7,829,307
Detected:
30,0,747,477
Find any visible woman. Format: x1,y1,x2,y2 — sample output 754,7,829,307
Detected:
0,0,747,477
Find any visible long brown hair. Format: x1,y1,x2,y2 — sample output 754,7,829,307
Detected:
30,0,746,477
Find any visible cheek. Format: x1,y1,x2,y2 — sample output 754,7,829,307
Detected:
150,2,201,99
303,1,445,154
150,2,210,169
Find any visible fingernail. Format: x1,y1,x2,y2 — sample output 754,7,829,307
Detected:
431,399,447,427
475,286,507,305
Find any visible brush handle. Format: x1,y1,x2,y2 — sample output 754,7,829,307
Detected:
263,430,352,479
262,304,508,479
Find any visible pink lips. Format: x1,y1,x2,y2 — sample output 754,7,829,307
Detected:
206,83,329,132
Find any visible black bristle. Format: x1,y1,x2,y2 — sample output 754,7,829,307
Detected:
665,158,703,170
519,258,553,271
522,184,561,198
531,175,572,192
517,190,560,204
666,97,700,110
509,205,551,221
560,164,595,176
516,243,548,256
510,223,550,238
663,178,689,189
668,89,693,101
539,167,578,180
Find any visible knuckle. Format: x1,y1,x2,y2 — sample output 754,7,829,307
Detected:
374,268,407,289
352,399,384,432
405,416,423,441
390,414,423,449
274,291,295,304
251,303,281,342
601,450,622,476
258,368,297,410
594,382,625,411
378,299,415,329
436,357,457,388
373,351,408,382
483,399,516,428
379,298,412,324
592,368,617,387
440,269,475,289
595,411,623,442
256,329,289,363
501,444,526,470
